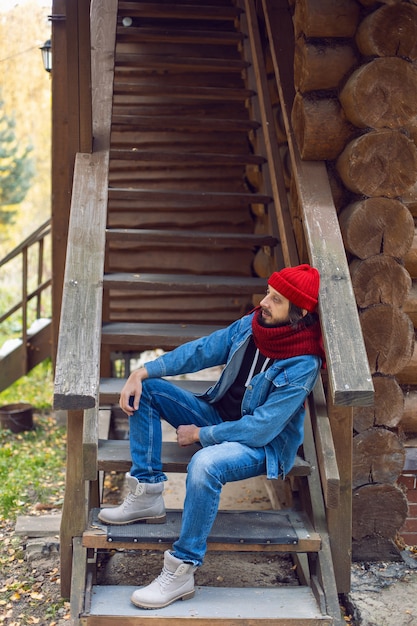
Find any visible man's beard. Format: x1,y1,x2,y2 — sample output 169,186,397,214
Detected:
258,308,290,328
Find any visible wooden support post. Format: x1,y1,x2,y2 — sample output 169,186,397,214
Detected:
51,0,70,366
60,410,86,598
66,0,92,155
326,402,353,593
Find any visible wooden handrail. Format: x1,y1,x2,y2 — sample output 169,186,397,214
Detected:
245,0,373,408
0,219,51,345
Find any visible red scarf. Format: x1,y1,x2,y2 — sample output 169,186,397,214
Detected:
251,308,325,365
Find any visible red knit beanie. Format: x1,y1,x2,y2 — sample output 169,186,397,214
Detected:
268,264,320,312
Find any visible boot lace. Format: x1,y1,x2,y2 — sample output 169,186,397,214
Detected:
123,492,136,507
122,488,143,509
156,565,176,591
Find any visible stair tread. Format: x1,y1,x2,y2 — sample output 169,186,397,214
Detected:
101,321,222,338
84,509,321,552
116,26,245,46
104,272,266,295
107,187,272,205
109,150,265,165
111,115,259,131
99,320,232,349
113,83,254,101
102,273,267,294
105,228,277,247
92,509,303,545
118,2,243,21
115,53,249,72
96,438,312,477
100,377,214,404
86,585,331,622
110,148,264,162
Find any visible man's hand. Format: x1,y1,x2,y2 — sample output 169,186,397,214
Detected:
119,367,149,416
176,425,201,447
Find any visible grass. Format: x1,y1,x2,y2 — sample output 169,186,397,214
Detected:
0,359,66,522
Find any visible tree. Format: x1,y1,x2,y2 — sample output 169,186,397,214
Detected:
0,97,34,225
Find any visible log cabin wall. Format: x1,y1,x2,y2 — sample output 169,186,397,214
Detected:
287,0,417,559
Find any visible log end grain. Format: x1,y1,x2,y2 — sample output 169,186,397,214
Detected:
359,304,415,375
356,4,417,61
339,197,415,260
336,130,417,197
339,57,417,130
352,483,408,540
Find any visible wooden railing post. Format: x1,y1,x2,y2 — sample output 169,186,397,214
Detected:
326,402,354,593
60,409,86,598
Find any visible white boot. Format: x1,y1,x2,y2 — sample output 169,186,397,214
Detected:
98,474,166,524
131,550,196,609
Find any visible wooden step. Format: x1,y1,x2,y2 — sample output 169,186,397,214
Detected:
107,168,248,188
116,27,245,46
99,377,215,405
105,229,277,249
83,508,320,553
103,272,266,294
95,438,311,477
83,585,332,624
101,321,223,349
111,115,259,132
107,188,272,208
113,83,254,102
109,149,265,166
115,53,249,73
117,2,243,22
97,440,203,473
102,274,267,293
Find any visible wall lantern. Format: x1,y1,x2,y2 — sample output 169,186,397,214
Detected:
40,39,52,73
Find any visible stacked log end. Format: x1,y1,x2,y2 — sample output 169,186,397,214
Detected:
290,0,417,559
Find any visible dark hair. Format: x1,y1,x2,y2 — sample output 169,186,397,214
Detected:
288,303,318,328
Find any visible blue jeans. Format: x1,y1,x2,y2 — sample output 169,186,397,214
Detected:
128,378,268,566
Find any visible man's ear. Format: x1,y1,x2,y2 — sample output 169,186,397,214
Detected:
301,309,308,317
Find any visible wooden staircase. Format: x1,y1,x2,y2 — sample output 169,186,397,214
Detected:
53,1,373,625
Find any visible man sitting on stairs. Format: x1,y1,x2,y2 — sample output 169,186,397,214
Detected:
98,263,325,610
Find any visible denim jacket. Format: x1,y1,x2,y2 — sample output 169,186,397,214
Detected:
145,313,321,479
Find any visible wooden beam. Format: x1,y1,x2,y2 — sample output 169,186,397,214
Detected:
54,0,118,409
326,402,353,594
51,0,69,366
66,0,92,154
60,410,85,598
243,0,299,268
308,380,340,510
